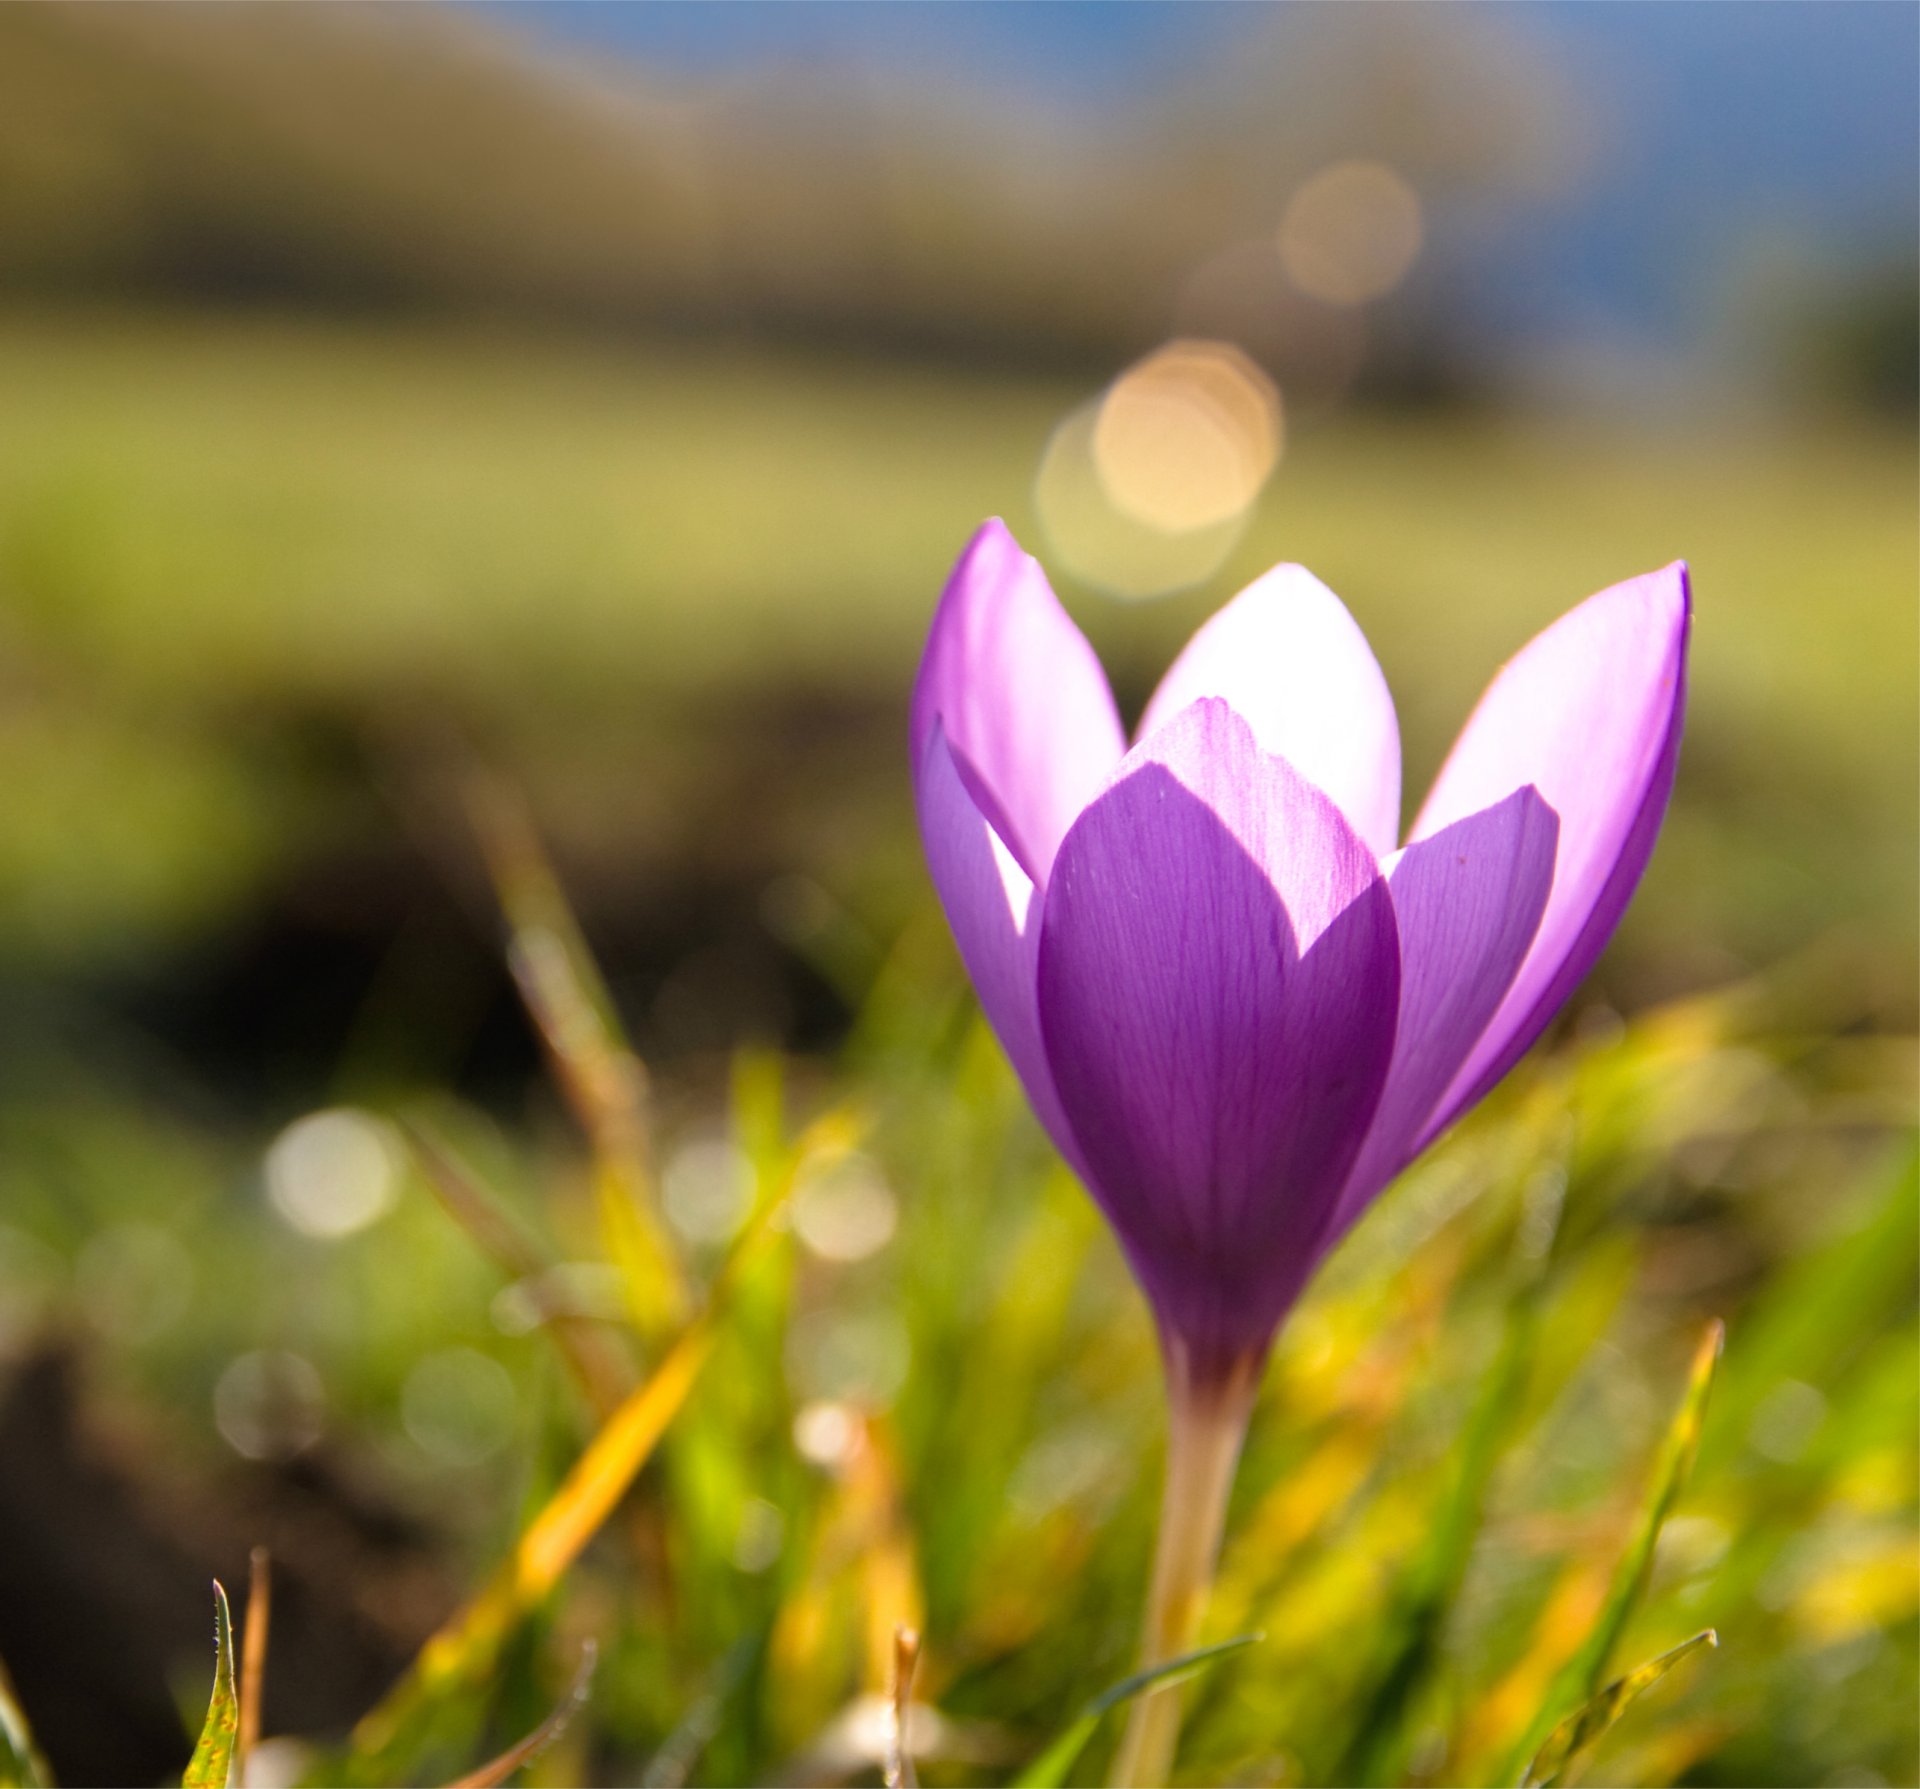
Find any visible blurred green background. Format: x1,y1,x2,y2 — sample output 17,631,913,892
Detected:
0,6,1911,1788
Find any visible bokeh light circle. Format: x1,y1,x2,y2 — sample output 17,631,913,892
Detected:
1279,161,1424,306
214,1350,325,1461
1034,338,1282,602
265,1108,400,1240
1092,339,1282,532
792,1150,897,1263
402,1346,519,1468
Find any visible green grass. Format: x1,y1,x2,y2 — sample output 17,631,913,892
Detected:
0,861,1912,1786
0,310,1911,1785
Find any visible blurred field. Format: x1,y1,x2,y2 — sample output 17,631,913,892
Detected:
0,305,1914,1789
0,311,1912,1003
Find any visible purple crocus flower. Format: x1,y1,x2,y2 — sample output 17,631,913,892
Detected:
911,519,1689,1389
913,519,1688,1782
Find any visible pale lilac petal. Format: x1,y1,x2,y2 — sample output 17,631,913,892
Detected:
1411,563,1691,1130
1333,787,1559,1235
1136,564,1402,857
1036,699,1400,1370
910,519,1125,883
913,725,1088,1179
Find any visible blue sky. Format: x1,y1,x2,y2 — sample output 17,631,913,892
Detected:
487,2,1267,105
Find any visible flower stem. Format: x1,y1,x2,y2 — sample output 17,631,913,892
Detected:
1108,1346,1258,1788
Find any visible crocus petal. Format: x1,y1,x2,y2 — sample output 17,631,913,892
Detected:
1036,698,1400,1373
1411,563,1691,1131
1333,786,1559,1236
1135,564,1402,858
913,724,1088,1180
910,518,1126,883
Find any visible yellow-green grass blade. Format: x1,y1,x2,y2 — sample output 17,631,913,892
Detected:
1503,1319,1724,1783
183,1582,239,1789
349,1107,840,1767
472,780,688,1341
1334,1152,1570,1786
349,1302,715,1763
439,1640,597,1789
1521,1629,1718,1788
1011,1635,1262,1789
406,1118,633,1421
0,1656,49,1789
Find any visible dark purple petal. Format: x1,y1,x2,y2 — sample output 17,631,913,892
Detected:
1135,564,1402,858
1036,699,1400,1375
1410,563,1691,1130
1333,787,1559,1236
910,519,1125,884
913,724,1089,1180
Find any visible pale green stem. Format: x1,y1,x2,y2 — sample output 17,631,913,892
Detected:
1108,1345,1259,1788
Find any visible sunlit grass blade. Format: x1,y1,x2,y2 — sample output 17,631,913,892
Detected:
593,1158,685,1347
1334,1147,1569,1786
1011,1635,1262,1789
0,1657,49,1789
1503,1319,1725,1781
407,1119,632,1419
184,1581,239,1789
351,1307,713,1759
237,1548,270,1784
351,1111,833,1764
1520,1629,1718,1788
440,1639,597,1789
884,1626,921,1789
765,1404,922,1751
861,1430,926,1696
470,777,687,1338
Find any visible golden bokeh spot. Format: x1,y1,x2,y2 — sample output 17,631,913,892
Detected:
1035,399,1238,602
1091,339,1283,534
1279,161,1424,307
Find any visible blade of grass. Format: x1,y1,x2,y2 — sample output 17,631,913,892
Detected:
440,1640,597,1789
1454,1555,1610,1773
641,1634,759,1789
1501,1319,1725,1783
858,1423,925,1697
1011,1635,1263,1789
885,1626,921,1789
351,1111,839,1761
0,1656,49,1789
1520,1629,1718,1788
765,1400,917,1747
406,1119,632,1419
237,1548,270,1783
470,779,686,1339
351,1302,713,1759
184,1582,239,1789
1336,1150,1569,1785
